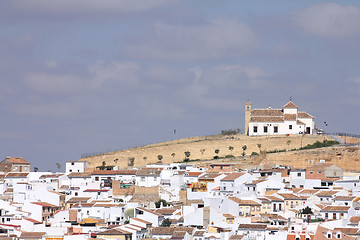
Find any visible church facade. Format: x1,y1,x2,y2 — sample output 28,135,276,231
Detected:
245,100,315,136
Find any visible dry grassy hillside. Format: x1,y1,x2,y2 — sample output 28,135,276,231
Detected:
81,134,328,169
262,146,360,171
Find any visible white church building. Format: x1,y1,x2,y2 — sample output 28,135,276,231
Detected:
245,100,315,136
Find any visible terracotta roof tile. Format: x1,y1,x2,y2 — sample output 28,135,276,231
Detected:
5,172,29,178
250,116,284,123
283,101,298,109
229,197,261,206
251,109,283,116
238,224,267,230
221,172,245,181
20,232,46,238
4,157,30,164
31,202,59,208
321,206,350,212
298,112,314,119
284,114,297,121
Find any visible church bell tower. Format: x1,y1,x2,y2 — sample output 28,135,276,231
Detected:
245,101,251,135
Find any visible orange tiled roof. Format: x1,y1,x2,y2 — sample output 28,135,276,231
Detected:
283,101,298,109
221,172,245,181
229,196,261,206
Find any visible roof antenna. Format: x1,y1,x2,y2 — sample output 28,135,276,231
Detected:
290,96,292,101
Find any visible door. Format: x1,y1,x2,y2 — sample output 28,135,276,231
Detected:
306,127,311,134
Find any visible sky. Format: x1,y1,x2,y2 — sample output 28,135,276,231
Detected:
1,1,360,171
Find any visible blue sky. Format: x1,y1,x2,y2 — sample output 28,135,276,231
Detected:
1,1,360,171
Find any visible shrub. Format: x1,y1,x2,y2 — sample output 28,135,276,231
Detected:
224,154,235,158
155,199,168,208
221,129,241,135
251,152,259,156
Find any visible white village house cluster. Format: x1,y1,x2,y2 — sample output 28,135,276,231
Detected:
0,101,359,240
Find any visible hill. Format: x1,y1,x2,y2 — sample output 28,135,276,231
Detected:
80,134,331,169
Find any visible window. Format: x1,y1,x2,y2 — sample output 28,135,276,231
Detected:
95,177,99,181
69,169,72,172
297,173,302,177
141,177,145,182
274,126,278,133
71,162,75,165
253,126,258,133
264,126,268,133
309,171,313,174
289,125,292,130
318,171,322,173
154,177,157,181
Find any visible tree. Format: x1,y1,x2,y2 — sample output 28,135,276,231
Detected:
143,156,147,161
128,157,135,167
124,208,134,219
157,155,163,162
287,140,291,150
242,145,247,157
114,158,119,164
171,153,176,158
215,149,220,154
184,151,191,162
301,206,313,215
56,163,61,170
228,146,234,154
200,149,206,155
161,218,172,227
257,143,262,153
155,199,168,208
34,167,38,172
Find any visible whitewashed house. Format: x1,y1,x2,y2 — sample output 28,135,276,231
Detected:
135,168,162,187
245,100,315,136
66,161,89,175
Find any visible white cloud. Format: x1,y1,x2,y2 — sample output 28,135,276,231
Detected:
127,18,258,60
24,61,140,95
295,3,360,37
44,60,58,68
88,61,140,88
350,77,360,93
25,72,85,94
11,0,176,14
206,64,271,89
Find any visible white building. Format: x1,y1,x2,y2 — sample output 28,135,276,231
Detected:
66,161,89,175
245,100,315,136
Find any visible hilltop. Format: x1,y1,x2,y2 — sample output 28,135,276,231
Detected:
80,134,332,169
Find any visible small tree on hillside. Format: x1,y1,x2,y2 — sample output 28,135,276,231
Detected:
184,151,191,162
257,143,262,153
157,155,163,162
200,149,206,155
287,140,291,151
242,145,247,157
171,153,176,158
228,146,234,154
114,158,119,164
34,167,38,172
128,157,135,167
56,163,61,170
